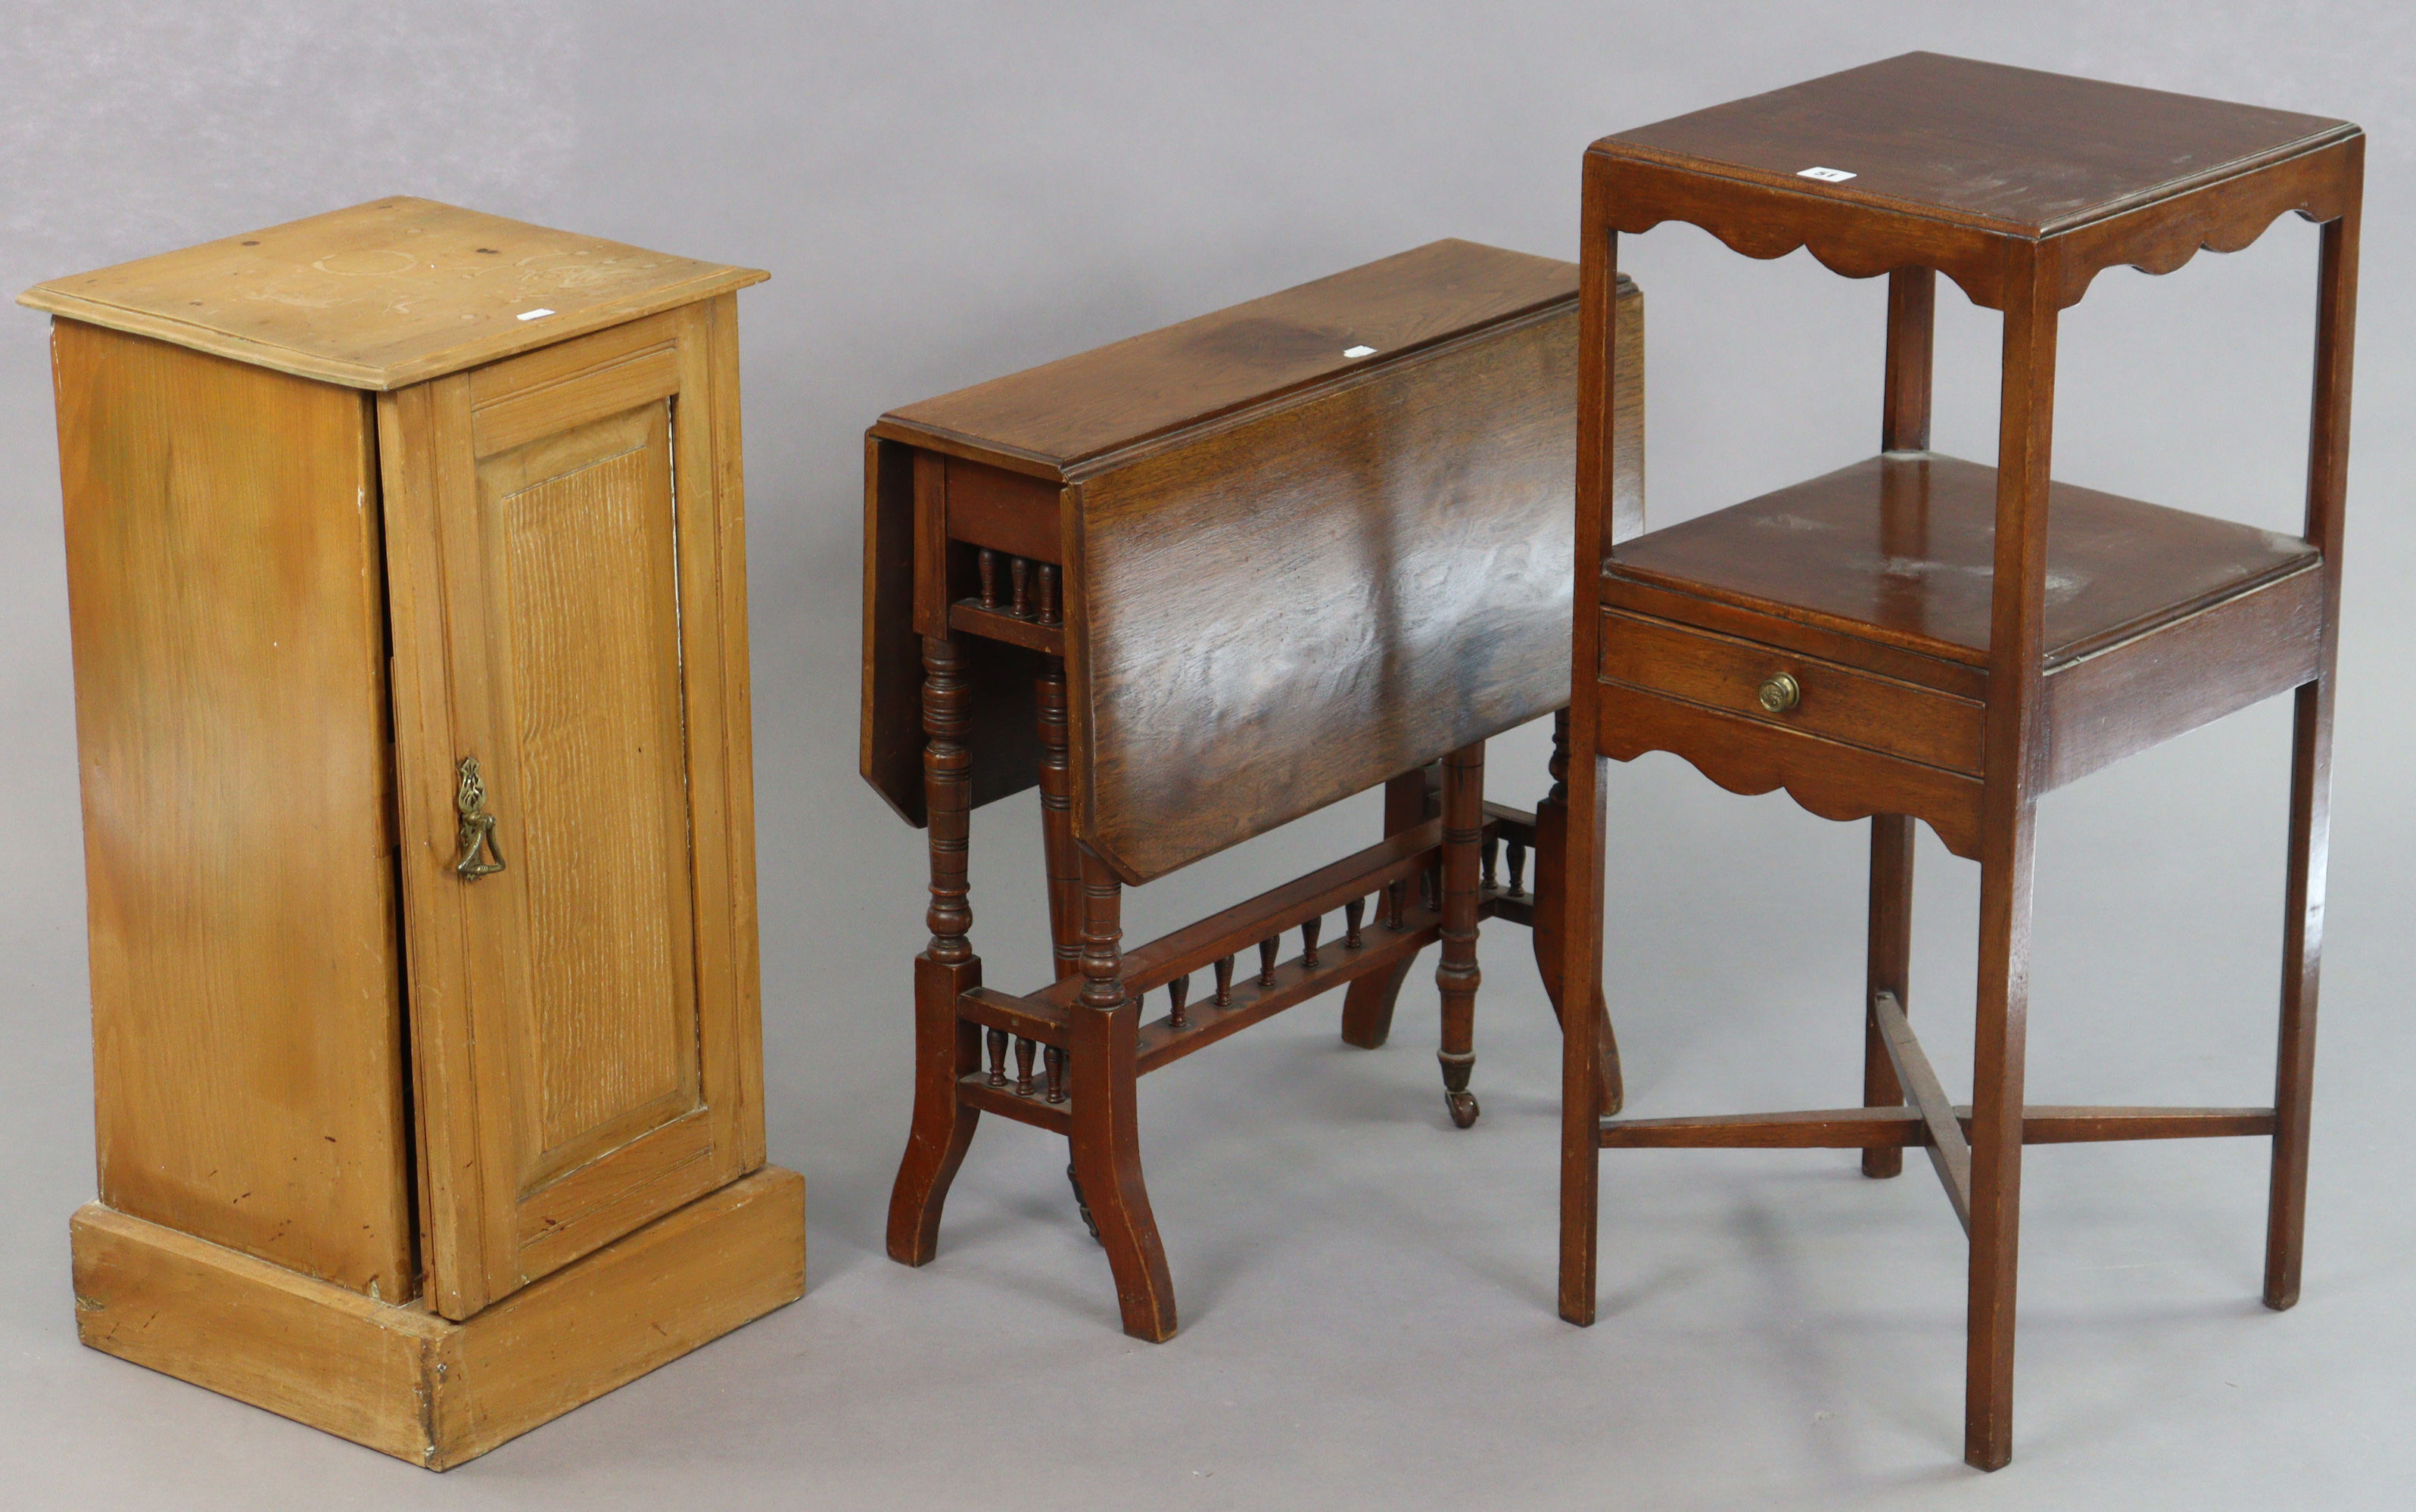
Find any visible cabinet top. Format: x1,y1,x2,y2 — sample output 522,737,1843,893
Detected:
18,197,767,390
872,238,1582,478
1596,51,2355,236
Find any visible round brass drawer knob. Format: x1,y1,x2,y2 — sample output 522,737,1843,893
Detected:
1756,672,1801,714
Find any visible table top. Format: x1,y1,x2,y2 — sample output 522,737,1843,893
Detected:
875,239,1579,479
20,198,766,390
864,241,1628,885
1598,51,2355,236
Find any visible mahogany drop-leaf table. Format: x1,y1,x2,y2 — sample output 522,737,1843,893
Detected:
863,240,1641,1338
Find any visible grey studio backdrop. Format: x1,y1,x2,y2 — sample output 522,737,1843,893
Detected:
1,3,2408,1508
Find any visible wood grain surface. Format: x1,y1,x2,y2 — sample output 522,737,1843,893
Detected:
51,319,417,1301
2042,564,2322,790
1587,55,2359,314
1598,1106,2275,1148
861,250,1638,849
1593,678,1985,859
859,438,1047,826
1067,298,1583,883
1605,51,2352,235
1609,452,2318,670
484,402,699,1176
875,239,1580,477
18,197,766,390
1599,607,1984,773
381,303,762,1317
70,1167,803,1470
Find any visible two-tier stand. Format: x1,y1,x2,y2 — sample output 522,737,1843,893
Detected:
1556,54,2360,1468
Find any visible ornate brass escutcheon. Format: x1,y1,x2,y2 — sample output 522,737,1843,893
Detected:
1755,671,1802,714
453,755,506,881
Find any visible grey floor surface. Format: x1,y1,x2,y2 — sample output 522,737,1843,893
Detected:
4,4,2414,1507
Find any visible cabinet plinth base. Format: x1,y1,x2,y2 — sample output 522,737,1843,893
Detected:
69,1165,805,1470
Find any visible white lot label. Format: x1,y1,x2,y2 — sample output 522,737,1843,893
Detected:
1343,345,1376,359
1798,166,1856,183
516,307,556,321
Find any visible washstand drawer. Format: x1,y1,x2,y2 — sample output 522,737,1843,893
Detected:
1598,608,1984,774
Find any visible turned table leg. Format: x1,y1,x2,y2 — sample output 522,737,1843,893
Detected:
887,634,984,1265
1066,848,1176,1340
1436,742,1484,1128
1036,655,1106,1237
1037,655,1084,985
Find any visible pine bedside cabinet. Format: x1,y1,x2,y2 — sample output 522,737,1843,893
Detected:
23,198,804,1468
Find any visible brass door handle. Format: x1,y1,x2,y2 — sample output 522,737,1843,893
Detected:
1756,672,1801,714
453,756,506,881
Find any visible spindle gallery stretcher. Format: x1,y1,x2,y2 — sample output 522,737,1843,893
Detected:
860,241,1642,1339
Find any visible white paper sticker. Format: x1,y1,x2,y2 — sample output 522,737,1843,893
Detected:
1798,166,1856,183
516,307,556,321
1343,344,1376,359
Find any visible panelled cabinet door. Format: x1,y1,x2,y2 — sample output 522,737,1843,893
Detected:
380,299,764,1320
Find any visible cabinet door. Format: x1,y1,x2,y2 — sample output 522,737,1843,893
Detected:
380,299,763,1320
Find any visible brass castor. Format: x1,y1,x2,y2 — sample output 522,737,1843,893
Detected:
1440,1050,1480,1128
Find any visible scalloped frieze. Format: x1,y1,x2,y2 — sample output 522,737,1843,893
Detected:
1594,683,1985,860
2050,139,2358,308
1589,154,2013,310
1588,133,2361,317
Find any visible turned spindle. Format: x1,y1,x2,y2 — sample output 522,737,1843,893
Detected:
1420,866,1438,915
1436,742,1484,1129
1044,1045,1066,1104
1505,838,1527,898
1010,555,1032,619
1257,936,1279,988
1036,562,1062,627
1481,832,1499,891
1387,879,1405,931
1036,658,1082,982
985,1026,1008,1087
921,638,973,962
1300,914,1322,969
1014,1036,1037,1097
1168,973,1191,1028
1344,897,1365,949
977,548,1001,610
1213,955,1234,1006
1076,849,1127,1013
